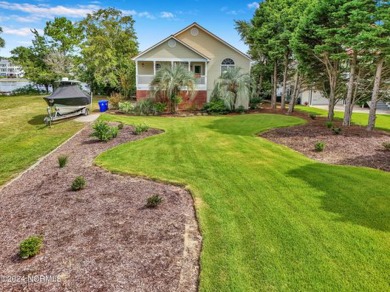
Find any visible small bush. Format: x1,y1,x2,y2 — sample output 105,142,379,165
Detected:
110,126,119,138
314,142,325,152
91,120,118,141
133,98,155,115
249,97,262,109
383,142,390,151
118,101,134,114
202,99,229,114
58,155,68,168
304,101,309,106
325,121,333,129
108,92,123,110
19,236,43,259
117,122,124,130
309,113,317,120
133,123,149,135
146,195,163,208
153,102,167,115
71,176,86,191
332,127,342,135
236,105,246,114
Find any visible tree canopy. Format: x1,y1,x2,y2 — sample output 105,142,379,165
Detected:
237,0,390,129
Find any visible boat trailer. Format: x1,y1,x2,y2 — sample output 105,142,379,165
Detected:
44,105,89,126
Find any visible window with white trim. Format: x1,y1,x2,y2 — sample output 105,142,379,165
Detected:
221,58,235,73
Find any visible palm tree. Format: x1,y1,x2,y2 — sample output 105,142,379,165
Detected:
150,64,196,113
212,67,250,111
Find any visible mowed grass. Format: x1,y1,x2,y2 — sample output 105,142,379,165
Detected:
296,105,390,131
96,114,390,291
0,95,83,185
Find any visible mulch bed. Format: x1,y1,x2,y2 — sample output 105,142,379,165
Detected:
0,124,201,292
261,108,390,172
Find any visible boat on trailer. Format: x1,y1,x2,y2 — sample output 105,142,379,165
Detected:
43,78,92,125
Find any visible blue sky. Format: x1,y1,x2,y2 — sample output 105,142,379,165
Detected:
0,1,259,57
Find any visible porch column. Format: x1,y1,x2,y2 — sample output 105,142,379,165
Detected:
171,61,174,69
135,61,139,88
205,61,208,86
188,62,191,72
153,60,156,76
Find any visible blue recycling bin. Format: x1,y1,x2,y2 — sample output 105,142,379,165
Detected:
98,100,108,112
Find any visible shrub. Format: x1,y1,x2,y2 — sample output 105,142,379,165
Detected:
236,105,246,114
91,120,118,141
71,176,86,191
383,142,390,151
19,236,43,259
309,113,317,120
133,98,155,115
202,99,229,114
332,127,342,135
325,121,333,129
118,101,134,114
153,102,167,115
133,123,149,135
110,126,119,138
58,155,68,168
108,92,123,110
117,122,124,130
314,142,325,152
304,101,309,106
146,195,163,208
249,97,262,109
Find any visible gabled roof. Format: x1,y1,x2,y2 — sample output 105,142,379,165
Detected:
174,22,251,60
132,35,210,61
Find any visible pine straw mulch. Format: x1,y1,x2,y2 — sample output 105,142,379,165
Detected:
0,124,201,292
260,107,390,172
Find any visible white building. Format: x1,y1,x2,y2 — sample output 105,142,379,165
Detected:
0,59,24,78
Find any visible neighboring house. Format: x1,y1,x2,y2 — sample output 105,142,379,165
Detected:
132,22,251,109
300,89,345,106
0,59,24,78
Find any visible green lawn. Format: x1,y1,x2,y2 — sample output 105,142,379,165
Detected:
96,114,390,291
296,105,390,131
0,95,83,185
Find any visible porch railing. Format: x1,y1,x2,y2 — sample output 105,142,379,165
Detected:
137,75,206,85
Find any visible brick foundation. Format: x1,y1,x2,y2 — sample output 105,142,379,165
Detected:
136,90,207,110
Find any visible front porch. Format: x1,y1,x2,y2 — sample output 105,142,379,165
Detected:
135,60,208,91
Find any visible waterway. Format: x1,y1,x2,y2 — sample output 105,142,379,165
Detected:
0,79,31,93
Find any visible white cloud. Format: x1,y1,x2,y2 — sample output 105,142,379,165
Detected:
12,15,42,23
248,2,259,9
137,11,155,19
0,1,99,18
160,11,174,19
122,9,137,16
221,6,244,15
2,26,43,36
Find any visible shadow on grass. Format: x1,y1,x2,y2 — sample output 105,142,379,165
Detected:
204,114,304,136
28,114,46,126
287,163,390,232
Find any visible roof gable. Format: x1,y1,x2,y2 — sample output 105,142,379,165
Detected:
174,22,251,60
132,36,210,61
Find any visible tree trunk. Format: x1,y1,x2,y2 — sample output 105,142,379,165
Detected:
281,52,289,110
367,56,384,131
343,52,357,126
327,69,337,121
288,70,299,114
271,61,277,109
257,74,263,97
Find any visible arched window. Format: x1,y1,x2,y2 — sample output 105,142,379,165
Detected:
221,58,235,73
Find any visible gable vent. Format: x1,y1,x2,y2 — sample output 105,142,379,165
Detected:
191,27,199,36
